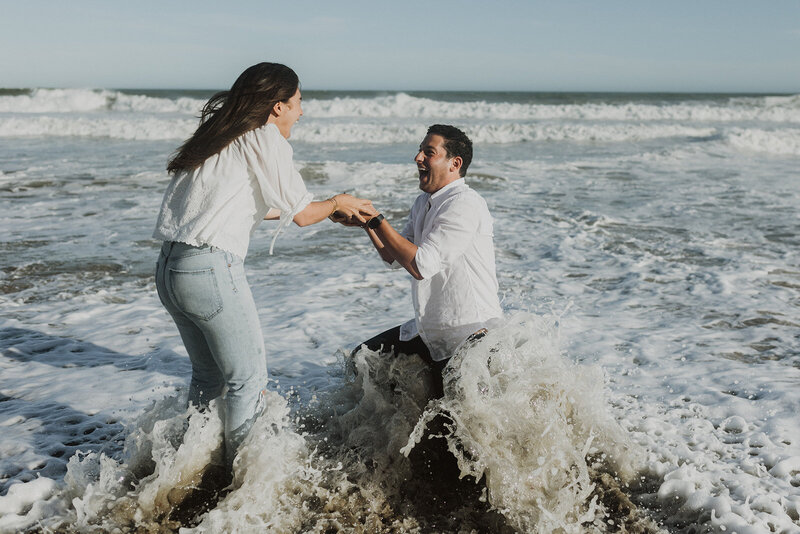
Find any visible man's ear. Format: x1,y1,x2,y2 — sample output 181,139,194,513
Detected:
451,156,463,173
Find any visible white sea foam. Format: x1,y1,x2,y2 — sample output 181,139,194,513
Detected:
0,116,719,144
0,313,661,533
464,122,718,144
0,89,114,113
725,127,800,155
402,314,650,533
2,89,798,149
110,93,204,114
2,88,799,533
2,89,799,123
296,121,720,144
304,92,800,122
0,88,205,114
0,115,195,140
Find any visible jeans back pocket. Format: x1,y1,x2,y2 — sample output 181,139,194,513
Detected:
168,267,223,321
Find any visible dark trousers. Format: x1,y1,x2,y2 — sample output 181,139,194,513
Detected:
354,327,469,489
352,325,447,397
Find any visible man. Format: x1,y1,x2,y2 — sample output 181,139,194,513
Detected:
337,124,503,394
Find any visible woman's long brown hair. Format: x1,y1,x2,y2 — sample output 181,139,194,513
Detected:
167,62,299,174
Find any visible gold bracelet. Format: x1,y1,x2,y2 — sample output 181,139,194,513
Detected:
328,196,338,216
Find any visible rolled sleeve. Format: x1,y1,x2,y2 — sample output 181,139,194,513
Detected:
241,124,313,253
414,241,442,279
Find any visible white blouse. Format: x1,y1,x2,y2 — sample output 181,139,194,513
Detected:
153,123,313,258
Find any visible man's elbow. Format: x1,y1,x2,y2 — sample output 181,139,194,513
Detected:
409,258,424,280
407,262,424,280
404,266,424,280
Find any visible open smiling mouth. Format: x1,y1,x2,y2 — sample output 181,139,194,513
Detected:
417,167,429,179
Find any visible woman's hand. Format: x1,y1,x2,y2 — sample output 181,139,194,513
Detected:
292,193,377,227
329,194,377,225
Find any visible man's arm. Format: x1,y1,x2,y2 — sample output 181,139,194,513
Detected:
363,225,395,264
328,211,404,266
366,220,423,280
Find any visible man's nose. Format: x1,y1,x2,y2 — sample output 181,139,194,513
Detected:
414,151,423,163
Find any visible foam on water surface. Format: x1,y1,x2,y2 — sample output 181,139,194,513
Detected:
3,89,799,121
2,90,799,157
1,88,799,533
8,314,663,533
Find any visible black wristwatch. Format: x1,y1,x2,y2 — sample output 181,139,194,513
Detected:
366,213,385,230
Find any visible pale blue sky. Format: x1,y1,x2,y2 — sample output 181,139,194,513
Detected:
3,0,799,92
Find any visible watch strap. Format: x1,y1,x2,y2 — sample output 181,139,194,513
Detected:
367,213,385,230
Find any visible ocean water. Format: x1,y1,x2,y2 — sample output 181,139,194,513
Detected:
0,87,798,533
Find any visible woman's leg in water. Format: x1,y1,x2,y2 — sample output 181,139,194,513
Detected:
156,242,268,465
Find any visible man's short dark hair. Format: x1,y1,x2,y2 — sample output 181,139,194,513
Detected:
427,124,472,177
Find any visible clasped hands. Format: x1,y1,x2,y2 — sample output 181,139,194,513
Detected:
328,193,379,228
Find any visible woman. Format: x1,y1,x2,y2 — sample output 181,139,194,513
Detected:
153,62,374,466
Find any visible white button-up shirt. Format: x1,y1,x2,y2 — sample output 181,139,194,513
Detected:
153,123,313,258
389,178,503,361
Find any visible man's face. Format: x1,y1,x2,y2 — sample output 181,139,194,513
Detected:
414,134,460,193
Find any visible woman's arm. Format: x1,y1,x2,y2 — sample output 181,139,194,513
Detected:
264,208,282,220
293,194,376,227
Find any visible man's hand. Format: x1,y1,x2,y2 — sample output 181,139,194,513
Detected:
329,195,378,227
329,211,366,227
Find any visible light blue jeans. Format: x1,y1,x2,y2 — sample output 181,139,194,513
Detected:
155,241,268,464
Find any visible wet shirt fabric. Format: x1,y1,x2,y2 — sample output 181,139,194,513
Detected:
153,123,313,258
388,178,504,361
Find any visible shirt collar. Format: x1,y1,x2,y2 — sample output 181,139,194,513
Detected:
429,178,466,206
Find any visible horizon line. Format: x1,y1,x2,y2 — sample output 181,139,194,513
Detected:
2,86,799,96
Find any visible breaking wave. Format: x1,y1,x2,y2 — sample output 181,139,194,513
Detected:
304,92,800,122
2,88,798,122
0,115,720,144
724,127,800,155
0,88,204,114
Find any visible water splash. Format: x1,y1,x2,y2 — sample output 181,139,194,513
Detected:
58,394,225,531
34,312,660,533
402,313,655,533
